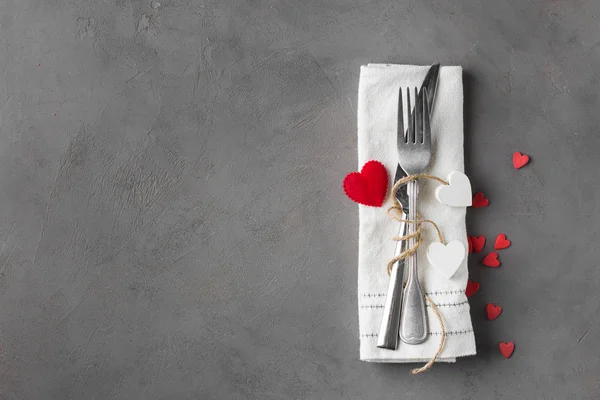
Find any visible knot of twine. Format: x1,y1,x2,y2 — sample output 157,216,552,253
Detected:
386,174,449,375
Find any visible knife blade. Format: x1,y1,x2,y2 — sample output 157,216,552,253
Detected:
377,63,440,350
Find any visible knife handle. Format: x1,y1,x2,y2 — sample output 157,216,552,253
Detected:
376,218,408,350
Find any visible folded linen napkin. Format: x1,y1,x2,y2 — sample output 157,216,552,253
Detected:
357,64,476,363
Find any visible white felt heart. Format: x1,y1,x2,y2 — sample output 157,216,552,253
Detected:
427,240,466,280
435,171,472,207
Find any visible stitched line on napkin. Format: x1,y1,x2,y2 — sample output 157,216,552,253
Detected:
360,301,469,309
430,301,469,307
429,329,473,336
426,290,467,296
361,290,465,297
360,329,473,338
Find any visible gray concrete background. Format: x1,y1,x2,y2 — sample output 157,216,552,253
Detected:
0,0,599,398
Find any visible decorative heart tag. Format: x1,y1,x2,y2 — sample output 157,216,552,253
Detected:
435,171,472,207
482,252,501,267
467,236,473,254
513,151,529,169
465,280,480,298
470,236,485,253
427,240,466,280
499,342,515,358
342,160,388,207
486,303,503,320
494,233,511,250
472,192,489,208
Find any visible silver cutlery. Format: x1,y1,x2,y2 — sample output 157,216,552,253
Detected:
398,87,432,345
377,65,439,350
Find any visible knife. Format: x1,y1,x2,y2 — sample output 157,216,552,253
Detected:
376,64,440,350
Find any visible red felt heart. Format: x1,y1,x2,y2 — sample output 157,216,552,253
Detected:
470,236,485,253
343,160,388,207
467,236,473,254
482,252,501,267
472,192,489,208
513,151,529,169
465,280,480,298
494,233,511,250
486,303,503,320
499,342,515,358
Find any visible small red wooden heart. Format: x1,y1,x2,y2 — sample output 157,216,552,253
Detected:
342,160,388,207
481,251,500,268
486,303,502,320
513,151,529,169
467,236,473,254
482,252,500,267
470,236,485,253
472,192,489,208
494,233,511,250
499,341,515,358
465,280,480,298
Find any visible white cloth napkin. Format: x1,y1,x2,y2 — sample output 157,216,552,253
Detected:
357,64,476,363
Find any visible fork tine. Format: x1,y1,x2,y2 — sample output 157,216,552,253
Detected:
422,88,430,145
406,88,412,144
409,87,416,143
415,87,423,144
397,87,404,144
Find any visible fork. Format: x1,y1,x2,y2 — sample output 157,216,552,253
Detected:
398,87,432,345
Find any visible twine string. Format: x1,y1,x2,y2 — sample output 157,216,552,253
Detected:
411,296,446,375
386,173,449,374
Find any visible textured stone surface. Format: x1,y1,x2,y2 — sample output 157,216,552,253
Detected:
0,0,599,398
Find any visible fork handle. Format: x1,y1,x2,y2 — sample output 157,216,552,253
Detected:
399,180,428,344
376,217,408,349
